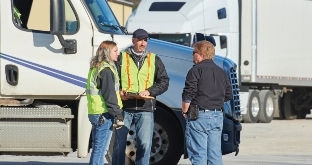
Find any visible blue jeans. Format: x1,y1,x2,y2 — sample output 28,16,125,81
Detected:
185,110,223,165
112,110,154,165
88,113,113,165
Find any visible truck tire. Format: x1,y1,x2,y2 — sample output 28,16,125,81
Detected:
106,106,184,165
258,90,276,123
243,90,260,123
150,107,184,165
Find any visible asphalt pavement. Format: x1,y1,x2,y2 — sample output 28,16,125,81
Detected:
1,119,312,165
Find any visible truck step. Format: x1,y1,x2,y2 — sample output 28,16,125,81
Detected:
0,107,74,119
0,107,73,153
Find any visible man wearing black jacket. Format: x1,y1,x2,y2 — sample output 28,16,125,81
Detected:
182,40,232,165
112,29,169,165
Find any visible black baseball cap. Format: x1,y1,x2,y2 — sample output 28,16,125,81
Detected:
205,36,216,47
132,29,149,40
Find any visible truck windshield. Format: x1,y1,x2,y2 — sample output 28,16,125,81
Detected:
149,33,191,47
84,0,124,34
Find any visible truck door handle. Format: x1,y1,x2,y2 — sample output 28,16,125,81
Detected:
5,65,19,86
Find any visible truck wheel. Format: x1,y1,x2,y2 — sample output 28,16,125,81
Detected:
259,90,276,123
243,90,260,123
106,106,184,165
150,107,184,165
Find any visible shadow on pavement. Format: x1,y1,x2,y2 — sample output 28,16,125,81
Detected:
0,162,110,165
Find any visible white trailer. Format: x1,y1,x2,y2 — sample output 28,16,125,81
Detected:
126,0,312,123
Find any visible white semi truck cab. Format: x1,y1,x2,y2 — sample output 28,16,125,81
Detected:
0,0,241,164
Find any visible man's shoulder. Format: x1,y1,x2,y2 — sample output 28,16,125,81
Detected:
147,51,157,56
147,52,162,61
121,47,132,54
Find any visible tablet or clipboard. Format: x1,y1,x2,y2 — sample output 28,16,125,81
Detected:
125,93,155,100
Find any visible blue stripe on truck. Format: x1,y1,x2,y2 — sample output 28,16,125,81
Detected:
0,53,87,88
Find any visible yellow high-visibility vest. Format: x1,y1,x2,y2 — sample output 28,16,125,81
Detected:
86,63,123,114
120,52,156,93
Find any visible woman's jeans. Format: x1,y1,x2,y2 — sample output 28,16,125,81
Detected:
112,110,154,165
88,113,113,165
185,110,223,165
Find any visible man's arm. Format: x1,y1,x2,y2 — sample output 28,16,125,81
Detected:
182,101,190,114
224,73,233,102
182,68,197,118
147,56,169,96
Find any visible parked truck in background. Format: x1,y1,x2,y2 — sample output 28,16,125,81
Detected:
126,0,312,123
0,0,240,164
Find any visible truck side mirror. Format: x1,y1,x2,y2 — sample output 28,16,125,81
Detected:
210,34,228,49
220,35,227,49
50,0,77,54
50,0,65,35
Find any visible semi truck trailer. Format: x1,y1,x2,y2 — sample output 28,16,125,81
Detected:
0,0,240,164
126,0,312,123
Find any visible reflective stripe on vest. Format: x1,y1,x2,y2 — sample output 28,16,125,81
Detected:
86,63,123,114
120,52,156,93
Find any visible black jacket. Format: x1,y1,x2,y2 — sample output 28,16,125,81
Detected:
115,47,169,111
182,59,232,109
97,68,123,120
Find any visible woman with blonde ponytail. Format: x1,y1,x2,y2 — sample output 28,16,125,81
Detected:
86,40,124,165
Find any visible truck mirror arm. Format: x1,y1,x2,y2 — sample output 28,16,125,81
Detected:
56,34,77,54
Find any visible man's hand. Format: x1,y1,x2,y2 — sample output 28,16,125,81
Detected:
182,110,188,118
121,90,155,100
182,101,190,118
113,119,124,130
120,90,129,100
139,90,150,97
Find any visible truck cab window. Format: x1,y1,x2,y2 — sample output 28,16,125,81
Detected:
149,33,191,46
84,0,123,34
64,0,79,34
12,0,78,34
149,2,186,11
12,0,32,29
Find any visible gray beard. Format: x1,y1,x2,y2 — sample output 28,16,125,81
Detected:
130,47,145,56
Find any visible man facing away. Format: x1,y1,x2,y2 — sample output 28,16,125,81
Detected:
182,40,232,165
112,28,169,165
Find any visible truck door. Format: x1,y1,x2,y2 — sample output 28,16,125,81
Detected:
1,0,92,97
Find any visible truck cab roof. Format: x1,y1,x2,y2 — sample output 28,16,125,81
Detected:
126,0,229,34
